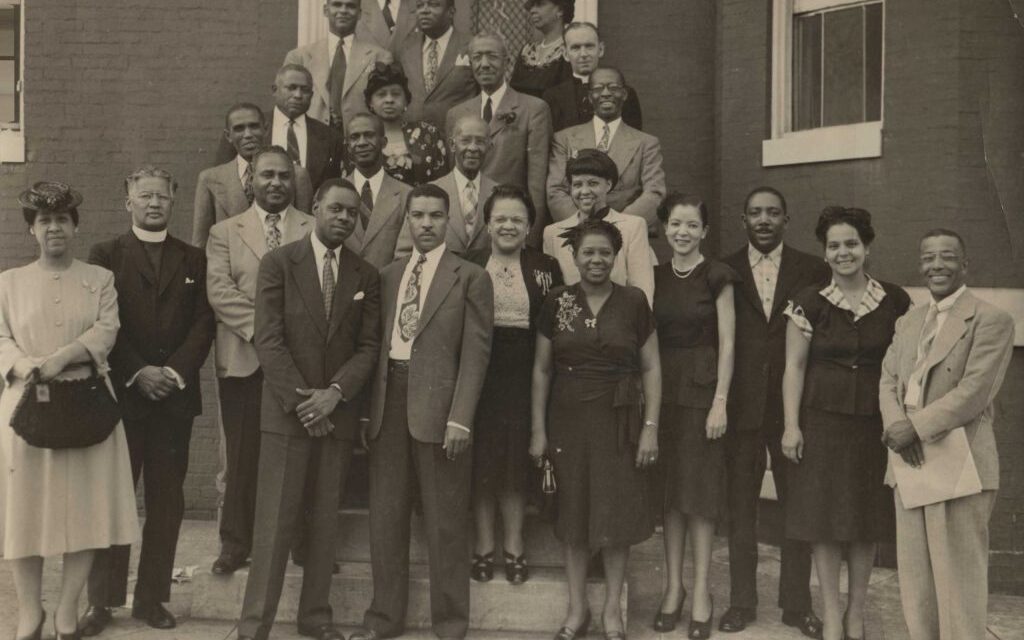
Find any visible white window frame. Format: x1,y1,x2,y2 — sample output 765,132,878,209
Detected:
0,0,24,163
762,0,884,167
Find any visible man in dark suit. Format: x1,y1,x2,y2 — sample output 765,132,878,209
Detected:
236,179,381,640
356,0,416,55
80,167,215,635
396,0,476,131
214,65,345,193
350,183,493,640
719,187,828,638
541,21,642,133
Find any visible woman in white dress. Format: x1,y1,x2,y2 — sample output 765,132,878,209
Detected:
0,182,138,640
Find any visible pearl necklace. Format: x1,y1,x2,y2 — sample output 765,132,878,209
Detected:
671,256,704,279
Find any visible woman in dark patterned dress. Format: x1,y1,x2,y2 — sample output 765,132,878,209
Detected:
532,218,660,640
464,185,563,586
781,207,911,640
652,194,738,639
509,0,574,99
353,62,448,185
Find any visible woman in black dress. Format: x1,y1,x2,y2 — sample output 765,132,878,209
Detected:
781,207,911,640
509,0,574,99
532,218,660,640
652,194,738,639
465,185,563,585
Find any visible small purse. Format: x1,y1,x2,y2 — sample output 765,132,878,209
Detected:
10,364,121,449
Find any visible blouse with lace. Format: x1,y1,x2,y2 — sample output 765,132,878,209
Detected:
486,256,530,329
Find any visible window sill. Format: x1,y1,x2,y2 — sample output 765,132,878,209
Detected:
762,120,881,167
0,128,25,163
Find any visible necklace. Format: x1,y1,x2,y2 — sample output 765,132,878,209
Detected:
671,256,704,279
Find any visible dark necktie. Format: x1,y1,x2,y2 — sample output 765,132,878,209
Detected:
328,40,347,128
382,0,396,31
323,249,336,319
398,253,428,342
286,119,301,164
243,163,254,205
577,78,593,121
360,181,374,229
483,96,493,123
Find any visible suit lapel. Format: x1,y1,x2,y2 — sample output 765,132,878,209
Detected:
216,161,249,214
157,237,185,297
405,37,427,97
606,124,640,172
327,249,360,341
363,176,401,246
306,120,328,174
291,239,329,338
731,251,763,318
282,206,311,244
488,90,519,137
310,41,331,107
771,245,803,320
360,0,391,46
417,252,458,333
430,31,463,96
382,256,410,353
343,39,372,97
124,233,157,287
923,292,977,373
444,174,471,247
237,208,269,260
467,175,495,248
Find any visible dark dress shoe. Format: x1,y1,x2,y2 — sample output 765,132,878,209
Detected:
132,602,177,630
782,610,823,639
653,588,686,632
553,612,590,640
504,551,529,585
79,606,111,637
688,596,714,639
717,606,756,633
347,629,380,640
16,611,45,640
211,553,247,575
471,551,494,582
297,623,345,640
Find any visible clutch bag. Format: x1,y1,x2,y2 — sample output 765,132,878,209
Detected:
10,364,120,449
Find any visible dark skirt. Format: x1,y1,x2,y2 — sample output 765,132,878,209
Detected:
547,371,654,549
659,404,728,523
472,328,535,495
785,407,894,543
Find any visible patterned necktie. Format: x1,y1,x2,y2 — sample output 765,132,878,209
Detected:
382,0,396,31
264,211,282,250
286,119,301,164
483,97,493,123
425,39,439,94
328,39,347,128
243,163,254,205
463,180,478,236
597,122,611,152
909,305,940,395
359,181,373,230
398,253,428,342
323,249,336,319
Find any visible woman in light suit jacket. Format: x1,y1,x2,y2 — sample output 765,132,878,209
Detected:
464,185,563,585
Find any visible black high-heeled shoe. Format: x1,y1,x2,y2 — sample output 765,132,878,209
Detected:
688,596,714,640
471,551,494,582
653,588,687,632
553,611,591,640
504,551,529,585
16,611,45,640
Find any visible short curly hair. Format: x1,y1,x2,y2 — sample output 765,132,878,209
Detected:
560,217,623,255
814,206,876,246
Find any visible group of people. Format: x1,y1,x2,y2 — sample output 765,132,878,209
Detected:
0,3,1015,640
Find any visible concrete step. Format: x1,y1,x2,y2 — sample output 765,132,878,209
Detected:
336,509,568,568
191,561,627,633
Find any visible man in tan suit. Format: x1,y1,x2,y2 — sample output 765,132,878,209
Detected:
880,229,1015,640
446,33,552,245
283,0,392,130
206,147,315,576
546,67,665,234
343,112,412,268
429,114,495,255
355,0,416,55
193,104,314,247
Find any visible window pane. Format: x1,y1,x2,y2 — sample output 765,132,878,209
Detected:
793,13,822,131
864,3,883,121
822,6,864,126
0,8,13,56
0,60,14,123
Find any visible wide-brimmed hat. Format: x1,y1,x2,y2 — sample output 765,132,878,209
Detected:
18,181,83,213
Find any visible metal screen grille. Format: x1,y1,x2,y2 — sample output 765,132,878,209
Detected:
473,0,534,74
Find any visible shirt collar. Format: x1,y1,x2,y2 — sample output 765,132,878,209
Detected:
573,72,589,82
378,0,398,9
310,230,342,263
328,32,353,57
414,242,447,263
352,167,386,195
453,167,479,192
819,275,888,322
481,82,508,111
254,203,288,225
931,284,967,313
274,106,306,128
592,116,622,144
131,225,168,243
748,242,783,267
423,25,453,53
236,155,250,181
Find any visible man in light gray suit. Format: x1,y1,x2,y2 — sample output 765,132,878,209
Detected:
428,114,495,255
355,0,416,55
880,229,1015,640
283,0,392,130
193,103,314,247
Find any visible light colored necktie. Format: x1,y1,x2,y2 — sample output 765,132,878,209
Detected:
597,122,611,152
322,250,336,319
464,180,478,236
909,305,940,396
265,212,282,250
425,39,439,93
399,253,428,342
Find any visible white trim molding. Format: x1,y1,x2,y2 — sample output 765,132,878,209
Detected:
905,287,1024,347
0,0,24,164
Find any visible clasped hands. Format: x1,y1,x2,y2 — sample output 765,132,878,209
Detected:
135,366,181,401
296,386,343,437
882,419,924,468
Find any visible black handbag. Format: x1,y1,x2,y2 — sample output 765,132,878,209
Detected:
10,364,121,449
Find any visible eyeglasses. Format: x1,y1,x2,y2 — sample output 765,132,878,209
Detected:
589,83,624,94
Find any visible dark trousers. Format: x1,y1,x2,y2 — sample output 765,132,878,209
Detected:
726,426,812,613
363,363,472,639
238,431,353,640
88,412,193,606
218,371,263,560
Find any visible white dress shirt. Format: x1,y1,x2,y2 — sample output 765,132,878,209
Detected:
904,284,967,408
389,243,446,361
593,115,623,148
451,167,480,219
236,155,251,185
255,203,289,241
748,242,783,318
377,0,400,13
422,25,454,78
327,32,354,66
272,107,308,167
481,82,508,119
310,231,341,290
351,167,386,207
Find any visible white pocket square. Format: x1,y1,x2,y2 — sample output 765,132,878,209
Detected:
353,291,365,301
185,277,196,284
455,54,470,67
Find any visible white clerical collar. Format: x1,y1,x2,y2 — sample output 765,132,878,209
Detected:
573,72,589,82
131,225,167,243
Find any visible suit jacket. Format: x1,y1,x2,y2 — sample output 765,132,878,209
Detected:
542,209,654,305
724,244,830,433
254,238,381,441
355,0,416,55
397,28,478,131
427,171,496,255
88,233,215,420
344,171,412,269
542,77,643,134
367,250,494,443
206,205,314,378
880,290,1014,489
192,160,314,248
547,121,666,228
446,89,552,243
283,36,392,129
463,245,563,331
213,114,345,192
